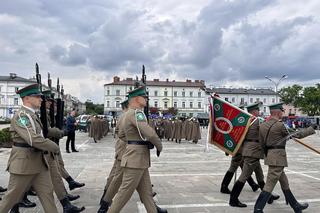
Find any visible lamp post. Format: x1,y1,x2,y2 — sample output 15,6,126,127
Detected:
265,75,288,102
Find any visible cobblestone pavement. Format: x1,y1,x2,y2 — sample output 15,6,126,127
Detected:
1,129,320,213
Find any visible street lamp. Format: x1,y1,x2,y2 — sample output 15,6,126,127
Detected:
265,75,288,102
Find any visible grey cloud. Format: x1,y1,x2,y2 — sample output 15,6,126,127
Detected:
49,44,87,66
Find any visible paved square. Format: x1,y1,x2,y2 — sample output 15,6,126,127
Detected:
1,129,320,212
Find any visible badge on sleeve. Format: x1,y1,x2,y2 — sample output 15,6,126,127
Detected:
17,116,30,127
136,111,145,121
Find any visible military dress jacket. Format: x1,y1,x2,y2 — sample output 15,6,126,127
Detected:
8,106,60,175
242,119,264,159
114,112,127,161
259,117,289,167
120,108,162,169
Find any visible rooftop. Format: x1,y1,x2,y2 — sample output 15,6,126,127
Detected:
0,73,36,83
105,76,205,88
207,87,276,95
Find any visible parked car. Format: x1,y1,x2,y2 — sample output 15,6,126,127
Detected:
78,115,90,132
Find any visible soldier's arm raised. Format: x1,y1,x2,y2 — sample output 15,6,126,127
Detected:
131,110,162,152
12,114,59,153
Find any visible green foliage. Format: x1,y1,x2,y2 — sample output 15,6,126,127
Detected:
279,84,320,115
0,128,11,144
85,101,104,115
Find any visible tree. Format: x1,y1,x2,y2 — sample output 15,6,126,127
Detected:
278,84,303,107
85,101,104,115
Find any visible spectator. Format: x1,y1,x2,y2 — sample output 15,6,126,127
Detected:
66,110,78,153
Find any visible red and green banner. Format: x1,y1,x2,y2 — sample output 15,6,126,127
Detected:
208,95,254,156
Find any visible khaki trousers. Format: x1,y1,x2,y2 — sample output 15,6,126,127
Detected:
108,168,156,213
103,160,123,203
56,150,71,179
238,156,264,183
264,166,290,193
0,170,58,213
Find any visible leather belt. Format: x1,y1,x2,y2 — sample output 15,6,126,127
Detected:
267,145,285,150
13,142,32,148
128,141,151,145
246,139,259,143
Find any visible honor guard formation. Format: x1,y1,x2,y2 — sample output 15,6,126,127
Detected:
0,68,318,213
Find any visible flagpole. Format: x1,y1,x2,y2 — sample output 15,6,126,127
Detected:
205,96,212,152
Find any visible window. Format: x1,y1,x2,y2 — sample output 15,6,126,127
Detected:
256,98,260,102
232,97,235,103
190,102,193,108
189,113,193,117
154,101,158,108
263,98,267,103
198,102,202,109
164,101,168,108
115,101,120,108
264,107,266,113
174,102,177,108
106,101,110,107
182,91,185,97
14,97,19,105
225,97,229,102
116,90,120,96
182,102,185,108
0,86,2,92
190,91,193,97
15,87,19,92
250,98,253,103
181,113,186,117
154,91,158,96
240,98,245,104
198,91,201,97
129,86,132,91
107,90,110,96
272,98,275,103
164,91,168,96
174,91,177,97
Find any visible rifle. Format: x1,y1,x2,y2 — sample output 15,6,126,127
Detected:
141,65,149,121
48,73,55,128
55,78,64,130
35,63,48,138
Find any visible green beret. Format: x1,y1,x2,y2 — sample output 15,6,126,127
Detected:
246,102,262,112
16,84,42,98
269,102,284,111
128,86,147,100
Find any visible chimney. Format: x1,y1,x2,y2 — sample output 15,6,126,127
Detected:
166,78,169,82
113,76,120,82
186,79,192,83
126,77,133,81
153,79,159,82
9,73,17,79
200,80,205,85
195,80,199,83
172,80,175,82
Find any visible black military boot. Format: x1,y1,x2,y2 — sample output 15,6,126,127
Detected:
247,176,259,192
67,193,80,201
66,176,85,190
0,186,7,193
10,204,20,213
283,189,308,213
97,200,110,213
100,189,106,205
156,204,168,213
254,191,271,213
27,189,37,196
220,171,234,194
258,181,280,204
229,181,247,207
60,197,85,213
19,193,36,208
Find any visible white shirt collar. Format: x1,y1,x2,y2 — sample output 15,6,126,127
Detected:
22,104,36,113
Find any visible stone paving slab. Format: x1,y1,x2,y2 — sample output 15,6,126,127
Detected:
0,129,320,212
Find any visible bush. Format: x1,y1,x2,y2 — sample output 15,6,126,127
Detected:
0,128,11,144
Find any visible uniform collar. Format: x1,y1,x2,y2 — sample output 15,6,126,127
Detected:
22,104,36,114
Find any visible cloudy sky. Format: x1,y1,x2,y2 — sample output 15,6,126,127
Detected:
1,0,319,103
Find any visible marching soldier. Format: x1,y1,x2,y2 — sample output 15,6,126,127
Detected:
254,103,313,212
229,103,279,207
107,86,167,213
0,84,60,213
220,105,259,194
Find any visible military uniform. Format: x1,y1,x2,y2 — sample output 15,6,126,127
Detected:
254,103,311,213
0,86,60,213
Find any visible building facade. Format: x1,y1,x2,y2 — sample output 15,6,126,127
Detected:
0,73,85,118
104,77,207,117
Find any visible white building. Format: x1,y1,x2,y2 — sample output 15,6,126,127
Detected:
208,87,277,116
104,76,207,117
0,73,85,118
0,73,37,118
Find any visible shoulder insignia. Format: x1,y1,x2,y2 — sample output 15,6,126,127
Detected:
136,111,145,121
17,116,30,127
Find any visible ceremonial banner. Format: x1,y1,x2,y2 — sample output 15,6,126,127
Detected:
209,95,254,156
